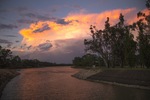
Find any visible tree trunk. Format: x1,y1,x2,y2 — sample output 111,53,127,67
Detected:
102,58,109,68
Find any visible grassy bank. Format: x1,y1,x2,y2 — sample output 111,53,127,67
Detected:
73,68,150,89
0,69,19,97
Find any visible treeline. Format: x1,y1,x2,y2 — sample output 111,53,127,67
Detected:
73,1,150,68
0,46,60,68
73,54,104,67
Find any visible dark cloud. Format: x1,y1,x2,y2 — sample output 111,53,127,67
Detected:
2,34,17,37
13,39,84,63
72,5,82,9
27,45,32,50
39,39,84,63
38,42,52,51
55,19,71,25
46,40,51,43
55,39,84,53
23,13,36,18
23,44,27,47
0,7,27,13
20,12,75,25
0,24,18,30
12,47,16,49
22,12,53,21
51,8,57,12
33,24,51,33
54,39,85,63
17,19,35,24
7,44,12,48
15,40,20,43
50,5,61,13
0,39,12,44
16,7,28,12
20,44,27,49
0,9,9,13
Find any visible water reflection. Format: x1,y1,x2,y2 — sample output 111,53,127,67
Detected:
1,67,150,100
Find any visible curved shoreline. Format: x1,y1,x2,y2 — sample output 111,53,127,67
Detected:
0,69,19,97
72,69,101,79
87,79,150,90
72,69,150,90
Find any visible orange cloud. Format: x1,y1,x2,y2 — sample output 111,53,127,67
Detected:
19,8,137,52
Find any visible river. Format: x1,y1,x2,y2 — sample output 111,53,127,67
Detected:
1,67,150,100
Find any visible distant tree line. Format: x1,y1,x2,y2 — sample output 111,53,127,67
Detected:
73,1,150,68
0,45,63,68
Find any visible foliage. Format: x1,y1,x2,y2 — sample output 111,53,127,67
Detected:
84,19,111,68
136,0,150,68
72,54,104,67
73,0,150,68
84,14,137,68
0,45,57,68
0,46,13,67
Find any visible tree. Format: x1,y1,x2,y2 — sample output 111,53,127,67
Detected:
146,0,150,9
84,14,137,68
124,26,137,67
81,54,97,67
72,54,103,67
0,45,56,68
72,57,83,67
22,59,40,67
84,17,112,68
110,14,126,67
112,14,137,67
11,56,22,67
0,46,12,67
136,0,150,68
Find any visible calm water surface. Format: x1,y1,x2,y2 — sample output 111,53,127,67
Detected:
1,67,150,100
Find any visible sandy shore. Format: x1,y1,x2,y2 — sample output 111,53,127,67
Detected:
0,69,19,97
72,68,150,90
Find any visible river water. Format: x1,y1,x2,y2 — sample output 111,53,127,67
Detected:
1,67,150,100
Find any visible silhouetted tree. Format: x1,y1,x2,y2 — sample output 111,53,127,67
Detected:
84,14,137,68
136,0,150,68
84,18,112,68
72,54,102,67
0,46,12,67
72,57,83,67
11,56,22,67
81,54,97,67
112,14,136,67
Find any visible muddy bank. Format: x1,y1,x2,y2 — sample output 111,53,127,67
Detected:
73,69,150,89
0,69,19,97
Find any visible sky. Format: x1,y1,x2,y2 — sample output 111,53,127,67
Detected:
0,0,146,63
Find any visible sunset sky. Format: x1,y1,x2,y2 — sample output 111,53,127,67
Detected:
0,0,146,63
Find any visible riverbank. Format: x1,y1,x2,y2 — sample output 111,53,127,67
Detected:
0,69,19,97
72,68,150,90
72,68,101,79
